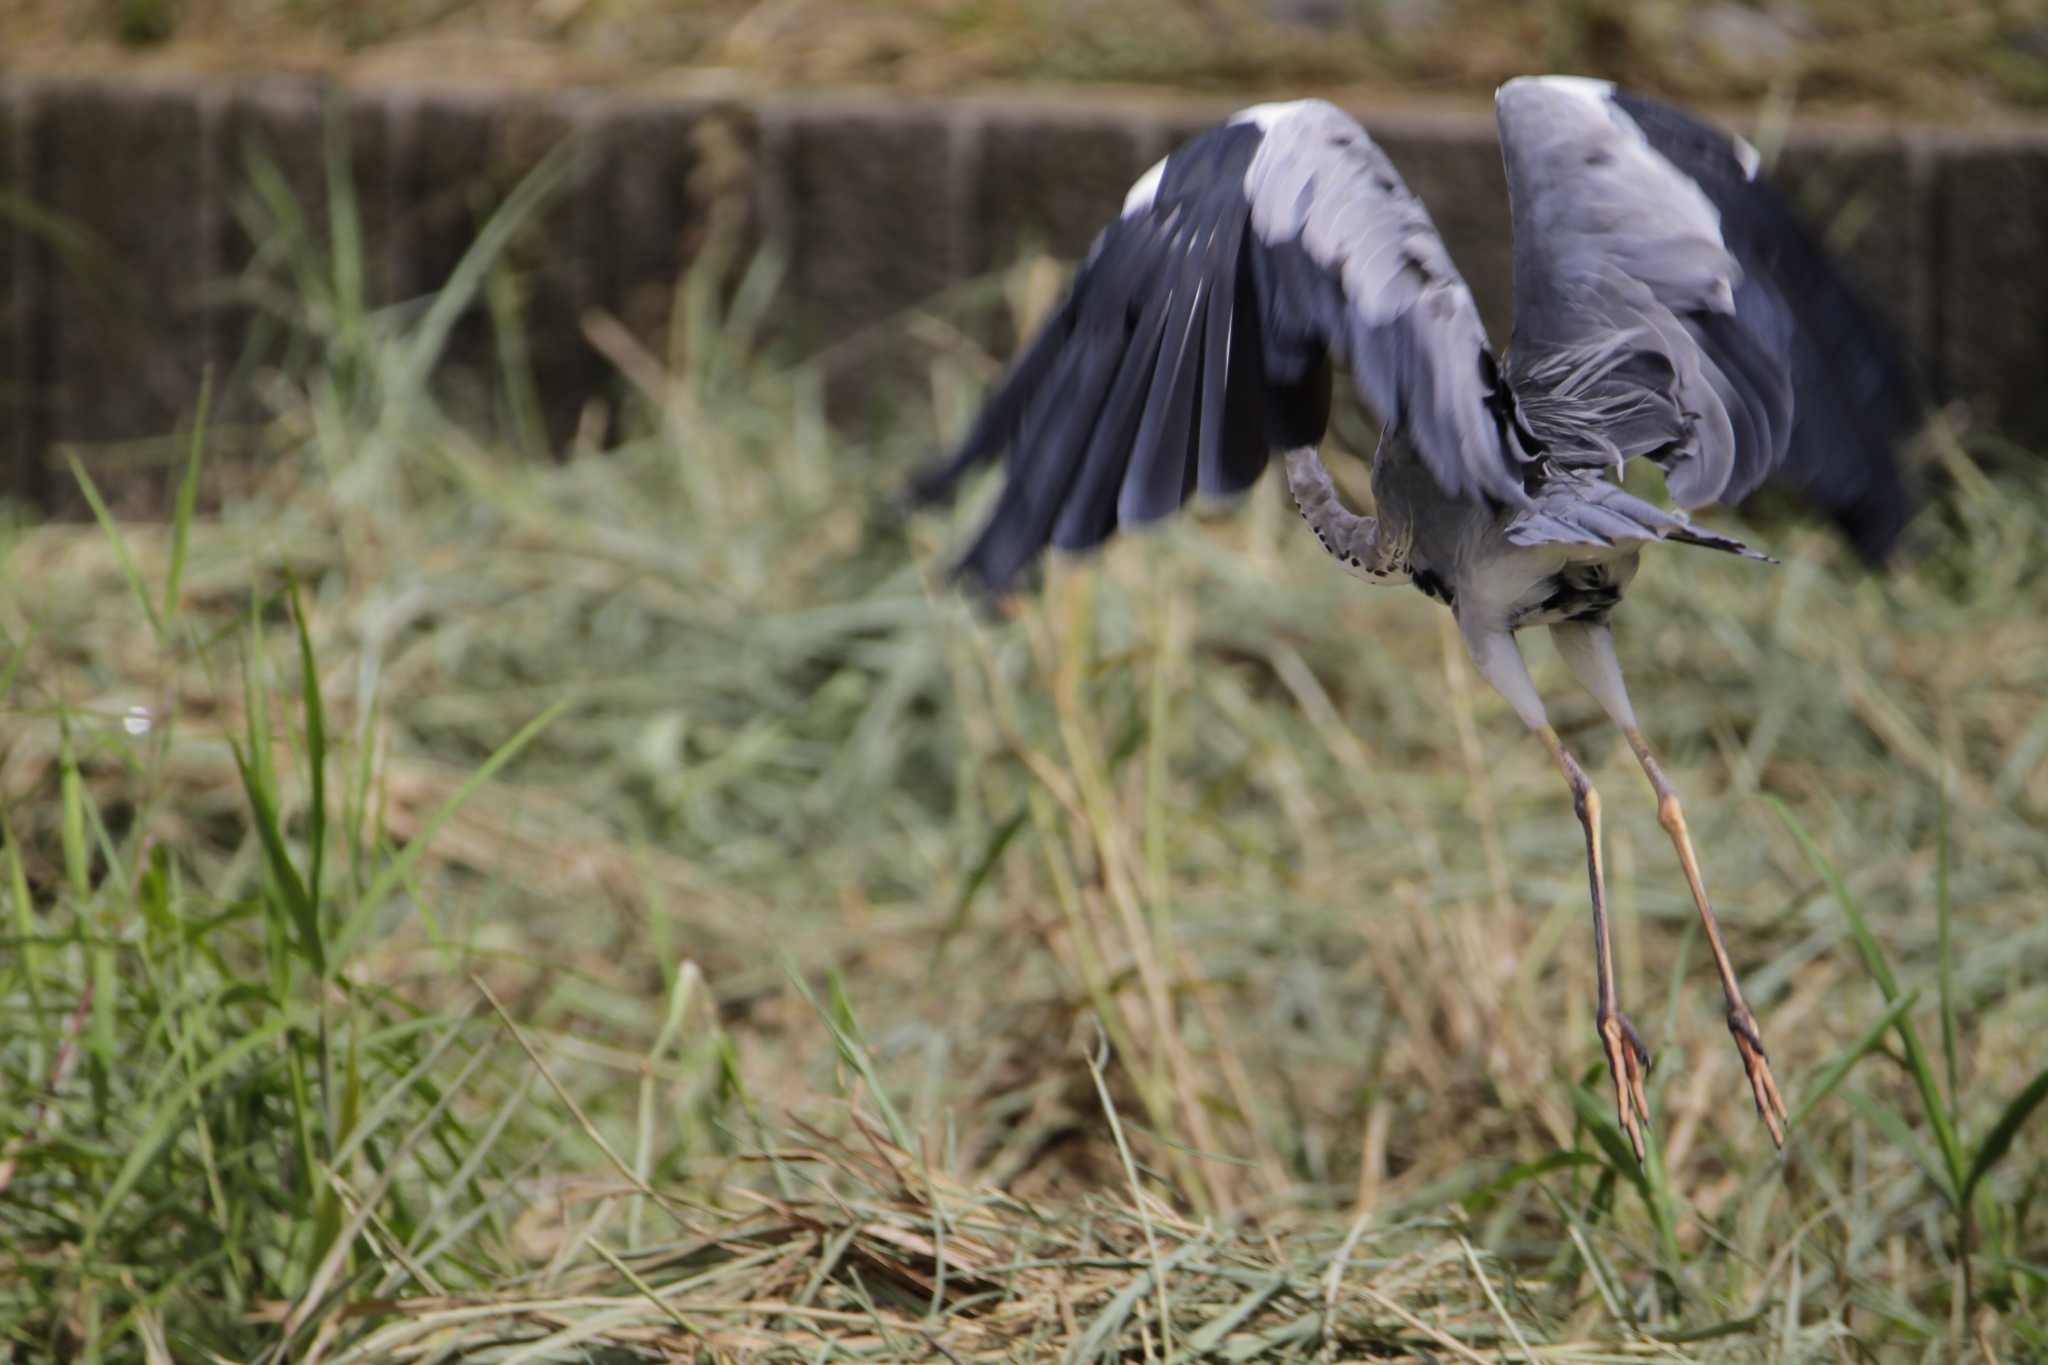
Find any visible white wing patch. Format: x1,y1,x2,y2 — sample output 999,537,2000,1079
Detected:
1730,132,1762,180
1229,100,1321,133
1496,75,1736,316
1517,74,1616,106
1121,157,1167,217
1509,73,1759,181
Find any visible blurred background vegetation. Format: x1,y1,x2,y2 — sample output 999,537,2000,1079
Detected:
5,0,2048,113
3,2,2047,1362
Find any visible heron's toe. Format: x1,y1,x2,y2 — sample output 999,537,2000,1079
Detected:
1598,1011,1653,1161
1727,1006,1789,1147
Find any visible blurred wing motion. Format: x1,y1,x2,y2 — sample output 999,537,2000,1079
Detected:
913,99,1528,592
1494,77,1918,562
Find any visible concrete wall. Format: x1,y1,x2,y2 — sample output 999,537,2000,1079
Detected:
1,72,2042,507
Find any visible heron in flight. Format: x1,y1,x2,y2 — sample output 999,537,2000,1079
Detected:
914,77,1919,1157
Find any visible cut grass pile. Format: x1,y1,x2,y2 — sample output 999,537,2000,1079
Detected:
2,154,2047,1360
7,0,2048,116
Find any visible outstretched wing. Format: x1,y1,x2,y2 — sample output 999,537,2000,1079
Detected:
913,99,1528,593
1495,76,1919,562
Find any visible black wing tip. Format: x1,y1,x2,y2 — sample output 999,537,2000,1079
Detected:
907,445,982,508
948,542,1040,606
1836,487,1915,567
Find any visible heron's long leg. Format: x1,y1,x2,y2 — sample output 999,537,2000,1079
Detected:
1462,623,1652,1159
1551,620,1789,1147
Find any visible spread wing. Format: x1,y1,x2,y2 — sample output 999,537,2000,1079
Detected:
913,99,1528,593
1495,76,1919,562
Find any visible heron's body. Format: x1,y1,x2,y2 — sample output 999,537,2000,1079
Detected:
1296,437,1662,620
914,78,1920,1156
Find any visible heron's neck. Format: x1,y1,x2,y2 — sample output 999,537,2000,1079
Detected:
1283,447,1406,584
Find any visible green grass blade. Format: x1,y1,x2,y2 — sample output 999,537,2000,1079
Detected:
1844,1089,1953,1206
1774,798,1968,1204
230,642,321,982
59,724,89,899
162,370,211,629
82,1015,291,1258
1066,1240,1207,1365
335,697,570,964
788,967,911,1150
390,139,578,407
1460,1150,1600,1218
1936,774,1959,1125
930,806,1025,966
287,569,328,911
1567,1080,1675,1261
1791,988,1921,1130
1174,1273,1288,1362
323,102,367,349
0,615,38,706
65,451,167,647
230,725,323,978
2,810,39,1013
1961,1066,2048,1206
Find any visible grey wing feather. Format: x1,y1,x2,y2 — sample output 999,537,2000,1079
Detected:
1506,470,1769,559
1496,75,1785,508
1495,76,1918,561
1242,101,1529,506
912,99,1528,593
1608,88,1919,562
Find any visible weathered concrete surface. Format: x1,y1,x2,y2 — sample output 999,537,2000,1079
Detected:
1930,131,2048,442
215,78,391,424
0,80,34,503
971,98,1159,272
0,72,2045,511
595,95,759,359
39,73,222,511
774,96,974,347
767,95,984,422
1771,126,1934,381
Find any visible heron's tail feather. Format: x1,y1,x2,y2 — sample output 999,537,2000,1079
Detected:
1666,522,1774,561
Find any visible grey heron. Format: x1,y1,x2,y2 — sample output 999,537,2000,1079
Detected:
914,77,1921,1157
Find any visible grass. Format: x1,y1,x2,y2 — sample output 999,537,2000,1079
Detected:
7,0,2048,116
2,147,2047,1361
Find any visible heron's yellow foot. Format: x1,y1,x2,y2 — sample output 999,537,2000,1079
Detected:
1727,1005,1789,1148
1598,1011,1653,1162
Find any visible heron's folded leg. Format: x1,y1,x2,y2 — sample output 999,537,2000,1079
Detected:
1282,447,1405,584
1462,622,1652,1160
1550,620,1789,1148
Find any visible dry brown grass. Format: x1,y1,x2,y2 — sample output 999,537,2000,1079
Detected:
1,162,2045,1358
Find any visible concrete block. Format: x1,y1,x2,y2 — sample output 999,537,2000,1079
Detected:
0,79,37,505
39,73,222,509
5,79,2045,484
593,95,760,365
1770,126,1930,380
379,83,499,424
487,91,610,451
217,78,391,419
380,83,609,448
1929,130,2048,443
777,98,971,348
972,100,1154,271
1150,96,1254,154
